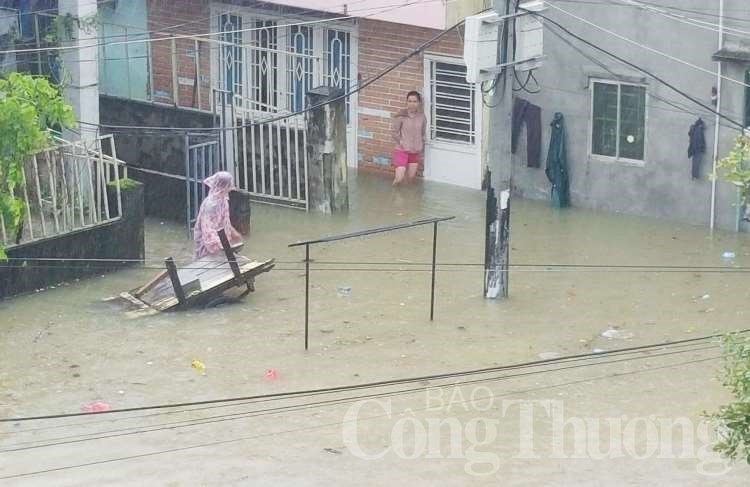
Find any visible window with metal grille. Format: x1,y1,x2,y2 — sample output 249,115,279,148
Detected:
591,81,646,161
251,20,278,112
430,61,476,144
219,14,243,96
325,29,351,123
288,26,314,113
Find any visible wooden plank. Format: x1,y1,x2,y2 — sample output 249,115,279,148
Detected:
218,229,243,285
165,257,186,305
134,270,168,297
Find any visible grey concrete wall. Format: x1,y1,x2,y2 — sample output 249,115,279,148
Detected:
99,96,214,221
0,182,145,299
492,0,748,231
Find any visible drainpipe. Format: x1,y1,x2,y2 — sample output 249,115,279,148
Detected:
709,0,724,230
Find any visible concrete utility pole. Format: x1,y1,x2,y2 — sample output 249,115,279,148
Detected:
59,0,100,144
305,86,349,213
484,0,514,299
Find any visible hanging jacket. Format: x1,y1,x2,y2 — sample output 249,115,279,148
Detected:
688,118,706,179
688,118,706,158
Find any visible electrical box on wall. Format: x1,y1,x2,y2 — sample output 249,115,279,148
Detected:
515,0,546,72
463,11,500,84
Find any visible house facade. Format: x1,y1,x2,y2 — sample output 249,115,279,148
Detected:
448,0,750,231
91,0,482,191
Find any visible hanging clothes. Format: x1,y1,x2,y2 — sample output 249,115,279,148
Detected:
545,112,570,208
511,97,542,168
688,118,706,179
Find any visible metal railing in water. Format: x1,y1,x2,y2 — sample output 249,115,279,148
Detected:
289,216,456,350
0,137,125,248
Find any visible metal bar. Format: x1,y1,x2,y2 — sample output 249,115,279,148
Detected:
83,144,98,225
285,118,292,198
195,39,202,110
192,146,199,229
45,151,60,233
276,120,283,196
303,124,309,210
32,155,47,236
184,135,191,239
289,217,456,247
171,38,179,106
304,243,310,351
110,134,124,181
241,107,248,192
113,151,123,220
95,142,102,221
294,122,301,200
430,221,438,321
18,166,34,240
251,119,257,193
165,257,186,305
260,120,267,194
99,143,110,221
58,151,71,231
74,150,85,226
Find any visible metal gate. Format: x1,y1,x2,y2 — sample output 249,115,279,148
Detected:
184,133,222,237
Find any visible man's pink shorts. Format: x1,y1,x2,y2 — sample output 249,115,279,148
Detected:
393,149,421,168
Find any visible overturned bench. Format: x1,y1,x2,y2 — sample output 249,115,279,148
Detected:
118,229,274,315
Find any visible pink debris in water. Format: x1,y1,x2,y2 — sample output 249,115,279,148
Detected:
82,401,111,413
264,368,278,381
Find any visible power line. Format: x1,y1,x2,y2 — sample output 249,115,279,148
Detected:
544,1,750,90
80,14,469,134
541,23,743,129
0,352,722,480
0,343,717,453
523,7,747,131
2,329,744,424
605,0,750,38
2,340,714,437
0,0,443,56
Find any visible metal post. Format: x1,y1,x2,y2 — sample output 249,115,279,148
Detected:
304,243,310,351
430,221,438,321
184,134,191,239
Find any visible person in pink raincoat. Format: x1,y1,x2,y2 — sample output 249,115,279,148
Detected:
193,171,243,259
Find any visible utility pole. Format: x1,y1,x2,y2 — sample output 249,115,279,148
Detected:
484,0,514,299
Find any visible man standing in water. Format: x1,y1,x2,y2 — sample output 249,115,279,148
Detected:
391,91,427,186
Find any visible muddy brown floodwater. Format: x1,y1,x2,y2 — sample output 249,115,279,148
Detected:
1,172,749,485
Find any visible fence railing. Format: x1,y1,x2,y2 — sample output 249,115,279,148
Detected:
289,217,456,350
0,137,124,248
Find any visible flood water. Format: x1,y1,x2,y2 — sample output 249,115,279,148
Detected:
1,172,749,485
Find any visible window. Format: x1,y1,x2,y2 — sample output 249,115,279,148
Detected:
288,26,313,113
219,14,243,96
429,61,476,144
324,29,352,122
249,20,278,112
591,81,646,161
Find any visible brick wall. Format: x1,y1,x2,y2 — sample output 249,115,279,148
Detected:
148,0,212,110
357,18,463,175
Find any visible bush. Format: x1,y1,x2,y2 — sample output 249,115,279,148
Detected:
706,333,750,465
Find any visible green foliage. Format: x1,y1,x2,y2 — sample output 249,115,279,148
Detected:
706,334,750,465
107,178,139,191
716,134,750,205
0,73,76,259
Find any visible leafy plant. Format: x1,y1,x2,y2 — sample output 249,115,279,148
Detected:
706,334,750,465
0,73,76,259
716,134,750,206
